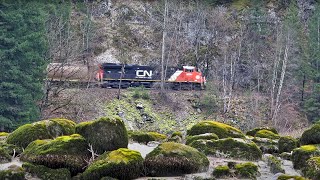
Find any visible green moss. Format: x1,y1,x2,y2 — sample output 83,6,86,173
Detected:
303,156,320,180
21,134,90,175
76,116,128,154
190,138,262,160
255,130,280,140
252,137,278,154
129,131,166,144
300,124,320,145
81,148,143,180
6,118,76,148
148,132,167,141
0,132,9,137
292,145,320,169
278,136,298,153
186,133,219,145
212,165,230,178
187,120,244,138
145,142,209,176
277,175,308,180
0,147,11,163
171,131,183,138
0,168,25,180
246,127,278,136
23,162,71,180
267,155,285,174
235,162,258,179
0,142,22,156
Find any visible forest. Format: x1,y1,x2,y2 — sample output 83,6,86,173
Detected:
0,0,319,132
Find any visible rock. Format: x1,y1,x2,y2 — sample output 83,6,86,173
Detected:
255,130,280,140
144,142,209,176
81,148,143,180
0,147,11,163
186,133,219,145
279,152,292,160
253,137,278,154
246,127,278,136
187,120,245,138
23,162,71,180
278,136,298,153
0,142,23,156
292,145,320,169
212,165,231,178
235,162,259,179
267,155,285,174
276,174,308,180
300,123,320,145
0,165,25,180
76,116,128,154
190,138,262,160
303,156,320,180
20,134,90,175
6,118,76,148
129,131,166,144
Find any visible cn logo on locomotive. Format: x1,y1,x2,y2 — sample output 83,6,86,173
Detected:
136,70,153,78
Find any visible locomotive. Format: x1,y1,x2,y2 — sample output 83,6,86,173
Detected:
95,63,206,90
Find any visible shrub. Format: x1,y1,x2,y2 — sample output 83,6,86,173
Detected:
187,120,244,138
81,148,143,180
76,116,128,154
144,142,209,176
278,136,298,153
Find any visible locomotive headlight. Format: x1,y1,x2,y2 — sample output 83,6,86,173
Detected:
196,75,200,79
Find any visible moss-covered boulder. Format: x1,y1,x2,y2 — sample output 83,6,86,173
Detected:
277,175,308,180
0,165,25,180
212,165,230,178
303,156,320,180
167,132,183,143
255,129,280,140
235,162,258,179
292,145,320,169
144,142,209,176
6,118,76,148
0,142,23,156
76,116,128,154
0,132,9,141
186,133,219,145
190,138,262,160
21,134,90,175
267,155,285,174
129,131,167,144
300,123,320,145
0,147,11,163
246,127,278,136
187,120,245,138
23,162,71,180
81,148,143,180
278,136,298,153
252,137,278,154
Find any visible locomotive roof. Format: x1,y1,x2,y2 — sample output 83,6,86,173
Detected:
101,63,153,69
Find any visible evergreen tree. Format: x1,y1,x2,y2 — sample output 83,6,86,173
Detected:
0,1,48,131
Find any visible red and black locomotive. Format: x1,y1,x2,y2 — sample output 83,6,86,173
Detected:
96,63,206,90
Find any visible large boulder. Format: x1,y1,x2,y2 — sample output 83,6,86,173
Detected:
292,145,320,169
0,165,25,180
0,147,11,163
278,136,298,153
21,134,90,175
81,148,143,180
23,162,71,180
300,123,320,145
186,133,219,145
235,162,259,179
190,138,262,160
6,118,76,148
303,156,320,180
255,129,280,140
128,131,166,144
246,127,278,136
252,137,278,154
144,142,209,176
187,120,245,138
76,116,128,154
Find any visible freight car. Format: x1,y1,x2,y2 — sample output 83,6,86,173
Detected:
95,63,206,90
